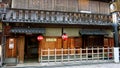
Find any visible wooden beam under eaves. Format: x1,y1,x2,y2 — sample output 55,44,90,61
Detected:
90,0,112,3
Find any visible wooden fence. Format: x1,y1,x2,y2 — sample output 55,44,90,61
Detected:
40,47,113,63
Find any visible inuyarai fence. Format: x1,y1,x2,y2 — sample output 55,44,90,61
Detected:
40,47,114,65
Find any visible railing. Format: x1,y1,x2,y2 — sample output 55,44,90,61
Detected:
3,9,112,25
40,47,113,64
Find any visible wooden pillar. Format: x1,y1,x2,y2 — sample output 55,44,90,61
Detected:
17,36,25,64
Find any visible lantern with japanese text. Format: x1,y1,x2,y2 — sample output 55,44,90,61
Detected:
62,33,68,41
37,35,43,41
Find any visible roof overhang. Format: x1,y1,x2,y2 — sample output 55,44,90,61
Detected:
10,28,45,34
79,29,108,35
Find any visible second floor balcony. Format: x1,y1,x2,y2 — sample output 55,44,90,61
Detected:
2,9,112,26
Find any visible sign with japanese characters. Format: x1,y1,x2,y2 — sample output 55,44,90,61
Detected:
9,38,14,49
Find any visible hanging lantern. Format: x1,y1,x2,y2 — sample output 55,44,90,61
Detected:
62,33,68,40
37,35,43,41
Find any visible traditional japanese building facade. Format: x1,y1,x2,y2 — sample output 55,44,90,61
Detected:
1,0,115,64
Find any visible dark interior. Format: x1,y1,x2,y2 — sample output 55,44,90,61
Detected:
82,35,104,48
24,35,39,63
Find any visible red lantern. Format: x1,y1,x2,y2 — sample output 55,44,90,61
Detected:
37,35,43,41
62,33,68,40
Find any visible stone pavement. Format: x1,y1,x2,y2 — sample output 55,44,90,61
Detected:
2,63,120,68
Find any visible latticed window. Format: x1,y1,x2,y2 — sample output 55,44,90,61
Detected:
11,0,110,14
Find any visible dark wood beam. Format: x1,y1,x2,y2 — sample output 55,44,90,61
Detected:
90,0,112,3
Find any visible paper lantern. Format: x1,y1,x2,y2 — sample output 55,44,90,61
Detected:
62,33,68,40
37,35,43,41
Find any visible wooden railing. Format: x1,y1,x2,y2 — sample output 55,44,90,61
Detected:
3,9,112,25
40,47,113,63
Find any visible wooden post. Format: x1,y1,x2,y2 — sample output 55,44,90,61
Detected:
48,48,50,63
86,48,88,60
55,48,56,63
41,49,42,63
97,47,99,60
92,47,93,60
68,48,70,62
80,48,82,61
102,47,104,60
108,47,110,60
61,48,63,63
74,48,76,62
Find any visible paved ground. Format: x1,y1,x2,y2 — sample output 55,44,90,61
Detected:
2,63,120,68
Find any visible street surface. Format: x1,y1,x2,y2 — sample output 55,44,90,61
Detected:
2,63,120,68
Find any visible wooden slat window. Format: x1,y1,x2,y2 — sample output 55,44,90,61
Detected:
44,0,53,10
100,2,110,14
78,0,90,11
90,1,99,13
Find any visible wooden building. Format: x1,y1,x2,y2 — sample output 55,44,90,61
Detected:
1,0,115,64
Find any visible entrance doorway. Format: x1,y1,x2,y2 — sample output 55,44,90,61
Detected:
82,35,104,48
24,35,39,63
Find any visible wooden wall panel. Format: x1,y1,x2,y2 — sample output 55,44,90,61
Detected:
75,37,82,48
39,37,79,55
69,38,75,54
41,38,47,55
40,37,60,55
5,38,17,58
104,38,114,47
109,38,114,47
74,37,82,53
33,0,40,9
24,0,29,9
44,0,53,10
68,0,78,12
54,0,65,11
99,2,110,14
46,40,55,54
20,0,25,9
103,38,108,53
4,26,11,35
29,0,33,9
63,39,68,54
11,0,17,8
11,0,110,14
17,36,25,63
56,38,62,54
99,2,106,14
78,0,90,11
104,2,110,14
104,38,108,47
90,1,99,13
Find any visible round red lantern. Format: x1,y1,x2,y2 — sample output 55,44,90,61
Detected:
37,35,43,41
62,33,68,40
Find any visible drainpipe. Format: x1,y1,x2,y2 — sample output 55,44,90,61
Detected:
112,12,119,63
1,22,5,67
110,0,120,63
